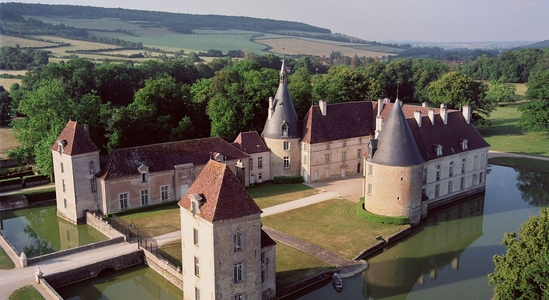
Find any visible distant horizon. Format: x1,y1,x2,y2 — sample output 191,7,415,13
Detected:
5,0,549,43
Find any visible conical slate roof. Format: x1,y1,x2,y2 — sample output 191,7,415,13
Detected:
261,60,301,139
372,100,424,166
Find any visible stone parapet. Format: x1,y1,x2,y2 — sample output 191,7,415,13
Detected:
86,212,125,239
143,249,183,290
27,237,125,265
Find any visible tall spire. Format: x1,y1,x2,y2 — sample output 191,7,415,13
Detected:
279,58,287,85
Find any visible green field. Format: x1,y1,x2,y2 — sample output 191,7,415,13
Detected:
9,286,44,300
0,246,15,270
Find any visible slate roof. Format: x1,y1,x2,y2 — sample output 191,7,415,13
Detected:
261,60,301,139
98,137,249,180
380,103,490,162
301,101,376,144
372,101,424,166
51,120,99,155
232,131,270,154
178,160,262,223
261,229,276,248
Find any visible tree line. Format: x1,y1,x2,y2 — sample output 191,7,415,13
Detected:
0,46,49,70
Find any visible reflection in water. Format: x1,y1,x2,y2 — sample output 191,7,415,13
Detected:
515,168,549,207
56,264,182,300
0,205,107,257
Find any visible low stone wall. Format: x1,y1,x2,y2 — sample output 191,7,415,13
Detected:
386,225,412,243
39,278,63,300
0,230,20,264
354,240,386,260
0,159,19,168
0,195,27,211
428,188,485,210
43,250,144,288
86,212,125,239
0,182,23,192
27,237,125,265
143,250,183,290
277,269,334,299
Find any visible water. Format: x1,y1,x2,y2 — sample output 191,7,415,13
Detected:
56,264,183,300
0,205,107,258
297,165,548,299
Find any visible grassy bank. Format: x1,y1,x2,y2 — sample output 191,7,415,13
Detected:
489,157,549,172
247,182,317,209
0,246,15,269
9,286,44,300
119,203,180,236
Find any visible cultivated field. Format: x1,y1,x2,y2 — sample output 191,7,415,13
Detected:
0,78,23,91
0,127,19,159
0,34,57,48
255,37,396,58
23,16,141,31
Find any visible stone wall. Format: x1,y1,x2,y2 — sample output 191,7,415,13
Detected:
27,237,125,265
42,250,144,288
39,278,63,300
276,270,334,299
86,212,125,239
143,249,183,290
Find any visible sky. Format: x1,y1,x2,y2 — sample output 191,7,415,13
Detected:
10,0,549,43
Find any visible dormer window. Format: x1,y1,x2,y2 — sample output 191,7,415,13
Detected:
435,145,443,156
89,161,94,174
189,193,203,216
460,139,468,150
57,139,67,153
281,123,288,137
137,164,149,182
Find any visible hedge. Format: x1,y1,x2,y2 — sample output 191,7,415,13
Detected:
356,197,409,225
273,175,303,184
22,174,49,184
0,177,22,187
106,200,179,218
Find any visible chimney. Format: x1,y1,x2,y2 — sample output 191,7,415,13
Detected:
375,116,383,138
462,104,471,124
440,103,448,125
428,109,435,125
377,98,384,116
422,102,429,107
319,100,327,116
83,124,90,136
414,111,422,127
268,97,274,120
368,139,378,160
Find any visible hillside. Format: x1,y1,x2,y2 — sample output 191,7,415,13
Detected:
513,40,549,50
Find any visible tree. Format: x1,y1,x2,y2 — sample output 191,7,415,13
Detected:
517,69,549,132
288,68,313,119
312,65,368,103
427,71,493,125
0,89,12,125
486,78,516,104
489,207,549,299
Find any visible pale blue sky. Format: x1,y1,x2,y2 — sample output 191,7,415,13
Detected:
12,0,549,42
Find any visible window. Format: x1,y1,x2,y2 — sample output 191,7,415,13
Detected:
233,262,243,283
119,193,129,209
368,164,373,176
436,165,440,181
62,179,66,192
435,184,440,197
258,173,263,181
60,163,64,173
474,155,479,170
342,140,346,147
193,228,199,245
325,154,331,164
480,172,483,184
89,161,94,174
195,287,200,300
260,251,265,263
191,201,197,215
473,174,478,186
194,256,200,276
161,185,169,201
462,159,466,174
357,149,362,158
449,162,454,177
283,141,290,151
342,151,346,161
359,137,363,144
461,139,468,150
234,293,244,300
141,172,147,182
281,124,288,137
249,158,253,171
326,143,330,150
258,157,263,169
64,198,67,208
422,168,427,184
91,178,97,192
141,189,149,205
283,157,290,169
367,183,372,195
436,145,443,156
460,177,465,189
233,233,243,252
448,181,453,193
261,267,265,283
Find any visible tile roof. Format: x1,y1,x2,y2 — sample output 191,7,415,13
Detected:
301,101,375,144
51,120,99,155
261,228,276,248
380,103,490,161
232,131,270,154
98,137,249,180
178,160,262,222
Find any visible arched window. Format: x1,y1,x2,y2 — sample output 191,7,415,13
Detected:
281,124,288,137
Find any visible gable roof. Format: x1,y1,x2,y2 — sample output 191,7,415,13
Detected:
301,101,375,144
51,120,99,155
372,100,424,166
178,160,262,223
380,103,490,162
98,137,249,180
232,131,270,154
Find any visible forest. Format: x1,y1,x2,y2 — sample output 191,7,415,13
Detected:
2,46,549,178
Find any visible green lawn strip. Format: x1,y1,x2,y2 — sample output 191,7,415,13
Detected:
262,199,408,260
119,204,180,237
275,243,333,288
247,182,317,209
489,157,549,172
158,240,182,269
9,285,45,300
0,246,15,269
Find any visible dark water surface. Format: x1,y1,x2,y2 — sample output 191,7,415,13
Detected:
297,165,547,299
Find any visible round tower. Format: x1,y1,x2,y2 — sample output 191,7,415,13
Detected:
261,60,301,178
364,100,424,225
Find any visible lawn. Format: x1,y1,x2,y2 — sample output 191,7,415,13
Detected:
262,199,409,260
9,286,44,300
246,182,317,209
275,243,333,288
0,246,15,269
119,203,180,236
0,127,19,159
488,157,549,172
158,239,182,269
478,105,549,157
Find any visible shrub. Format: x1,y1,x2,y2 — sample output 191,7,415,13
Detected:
356,197,409,225
22,174,49,185
273,176,303,184
0,177,22,187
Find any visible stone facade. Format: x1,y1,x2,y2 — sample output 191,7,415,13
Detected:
265,137,300,178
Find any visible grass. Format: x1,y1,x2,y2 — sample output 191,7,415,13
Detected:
246,182,317,209
488,157,549,172
0,34,57,48
275,243,333,287
0,78,22,91
511,83,528,101
0,246,15,269
119,203,180,236
158,239,182,269
262,199,409,260
8,286,44,300
478,105,549,157
0,127,19,159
